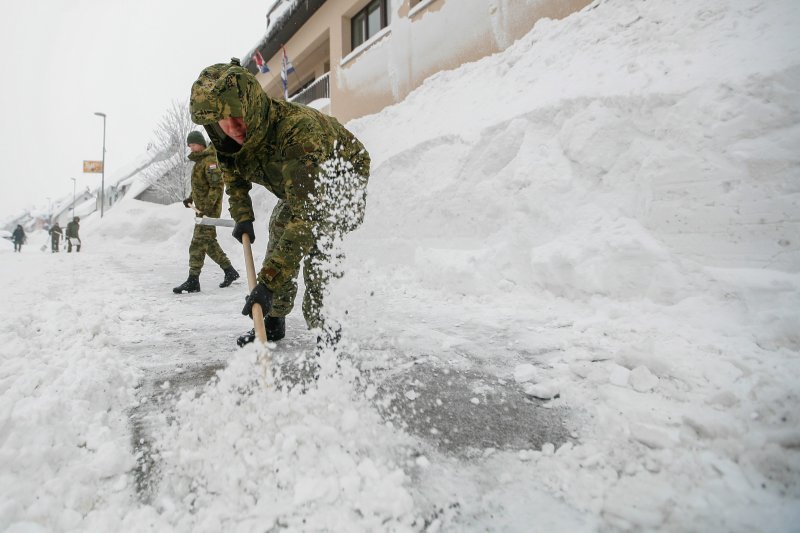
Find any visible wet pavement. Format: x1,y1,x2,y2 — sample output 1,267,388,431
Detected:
127,337,572,502
374,362,570,454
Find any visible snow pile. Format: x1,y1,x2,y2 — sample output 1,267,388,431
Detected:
0,252,141,529
351,0,800,273
90,200,194,250
334,0,800,529
143,352,419,531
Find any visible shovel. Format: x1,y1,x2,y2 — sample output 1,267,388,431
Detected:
195,215,271,379
240,232,268,344
195,215,267,342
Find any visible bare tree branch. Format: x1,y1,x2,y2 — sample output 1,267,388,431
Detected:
142,100,197,203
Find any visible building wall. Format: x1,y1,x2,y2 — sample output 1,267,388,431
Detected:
255,0,591,122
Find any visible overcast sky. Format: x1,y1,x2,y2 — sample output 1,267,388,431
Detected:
0,0,273,221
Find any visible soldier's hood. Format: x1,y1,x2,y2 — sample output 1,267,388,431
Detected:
189,60,269,157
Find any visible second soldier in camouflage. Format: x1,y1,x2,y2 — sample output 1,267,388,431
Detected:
173,131,240,294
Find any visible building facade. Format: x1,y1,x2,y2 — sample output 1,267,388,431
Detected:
245,0,592,122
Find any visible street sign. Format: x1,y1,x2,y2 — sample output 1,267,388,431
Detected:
83,160,103,173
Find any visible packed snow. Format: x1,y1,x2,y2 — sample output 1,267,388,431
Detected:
2,0,799,530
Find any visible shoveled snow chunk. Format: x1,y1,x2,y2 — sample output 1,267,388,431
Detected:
513,364,539,383
523,381,560,400
630,422,676,449
630,366,659,392
609,365,631,387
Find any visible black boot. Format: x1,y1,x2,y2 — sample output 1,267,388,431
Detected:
219,266,240,288
266,316,286,341
236,316,286,347
173,274,200,294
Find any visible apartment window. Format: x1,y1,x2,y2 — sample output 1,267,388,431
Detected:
351,0,390,50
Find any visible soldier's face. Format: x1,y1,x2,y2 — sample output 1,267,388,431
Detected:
188,143,205,153
218,117,247,145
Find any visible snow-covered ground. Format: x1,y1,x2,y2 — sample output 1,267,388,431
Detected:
2,0,799,530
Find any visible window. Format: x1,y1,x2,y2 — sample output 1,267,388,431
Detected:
351,0,390,50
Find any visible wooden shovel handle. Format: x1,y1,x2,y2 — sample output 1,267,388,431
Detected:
241,233,267,344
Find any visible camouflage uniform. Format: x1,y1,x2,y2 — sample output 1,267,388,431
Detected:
190,59,370,329
187,145,233,276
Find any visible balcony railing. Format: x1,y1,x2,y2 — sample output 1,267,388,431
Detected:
289,73,330,106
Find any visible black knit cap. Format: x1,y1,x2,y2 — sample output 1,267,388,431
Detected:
186,131,207,147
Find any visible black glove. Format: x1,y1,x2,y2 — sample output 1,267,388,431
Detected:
232,220,255,244
242,283,272,318
182,197,193,208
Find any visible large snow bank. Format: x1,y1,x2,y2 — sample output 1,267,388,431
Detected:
0,251,141,529
334,0,800,529
350,0,800,272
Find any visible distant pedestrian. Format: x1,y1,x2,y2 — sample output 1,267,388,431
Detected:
66,216,81,252
49,222,63,253
11,224,25,252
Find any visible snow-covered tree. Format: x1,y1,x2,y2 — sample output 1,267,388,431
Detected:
142,100,195,203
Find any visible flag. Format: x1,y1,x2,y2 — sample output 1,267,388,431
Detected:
252,50,269,74
280,45,295,99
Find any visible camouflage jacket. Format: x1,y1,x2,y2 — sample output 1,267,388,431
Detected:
66,221,79,238
188,145,224,218
190,60,370,289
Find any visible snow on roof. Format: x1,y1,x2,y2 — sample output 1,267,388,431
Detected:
73,196,98,218
242,0,324,72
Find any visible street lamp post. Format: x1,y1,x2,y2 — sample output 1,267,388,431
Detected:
71,178,77,218
94,112,106,217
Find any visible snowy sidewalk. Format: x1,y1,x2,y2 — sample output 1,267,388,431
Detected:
3,227,798,531
0,238,588,531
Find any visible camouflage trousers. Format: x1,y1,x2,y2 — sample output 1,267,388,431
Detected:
265,200,346,330
265,152,369,330
189,225,231,276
